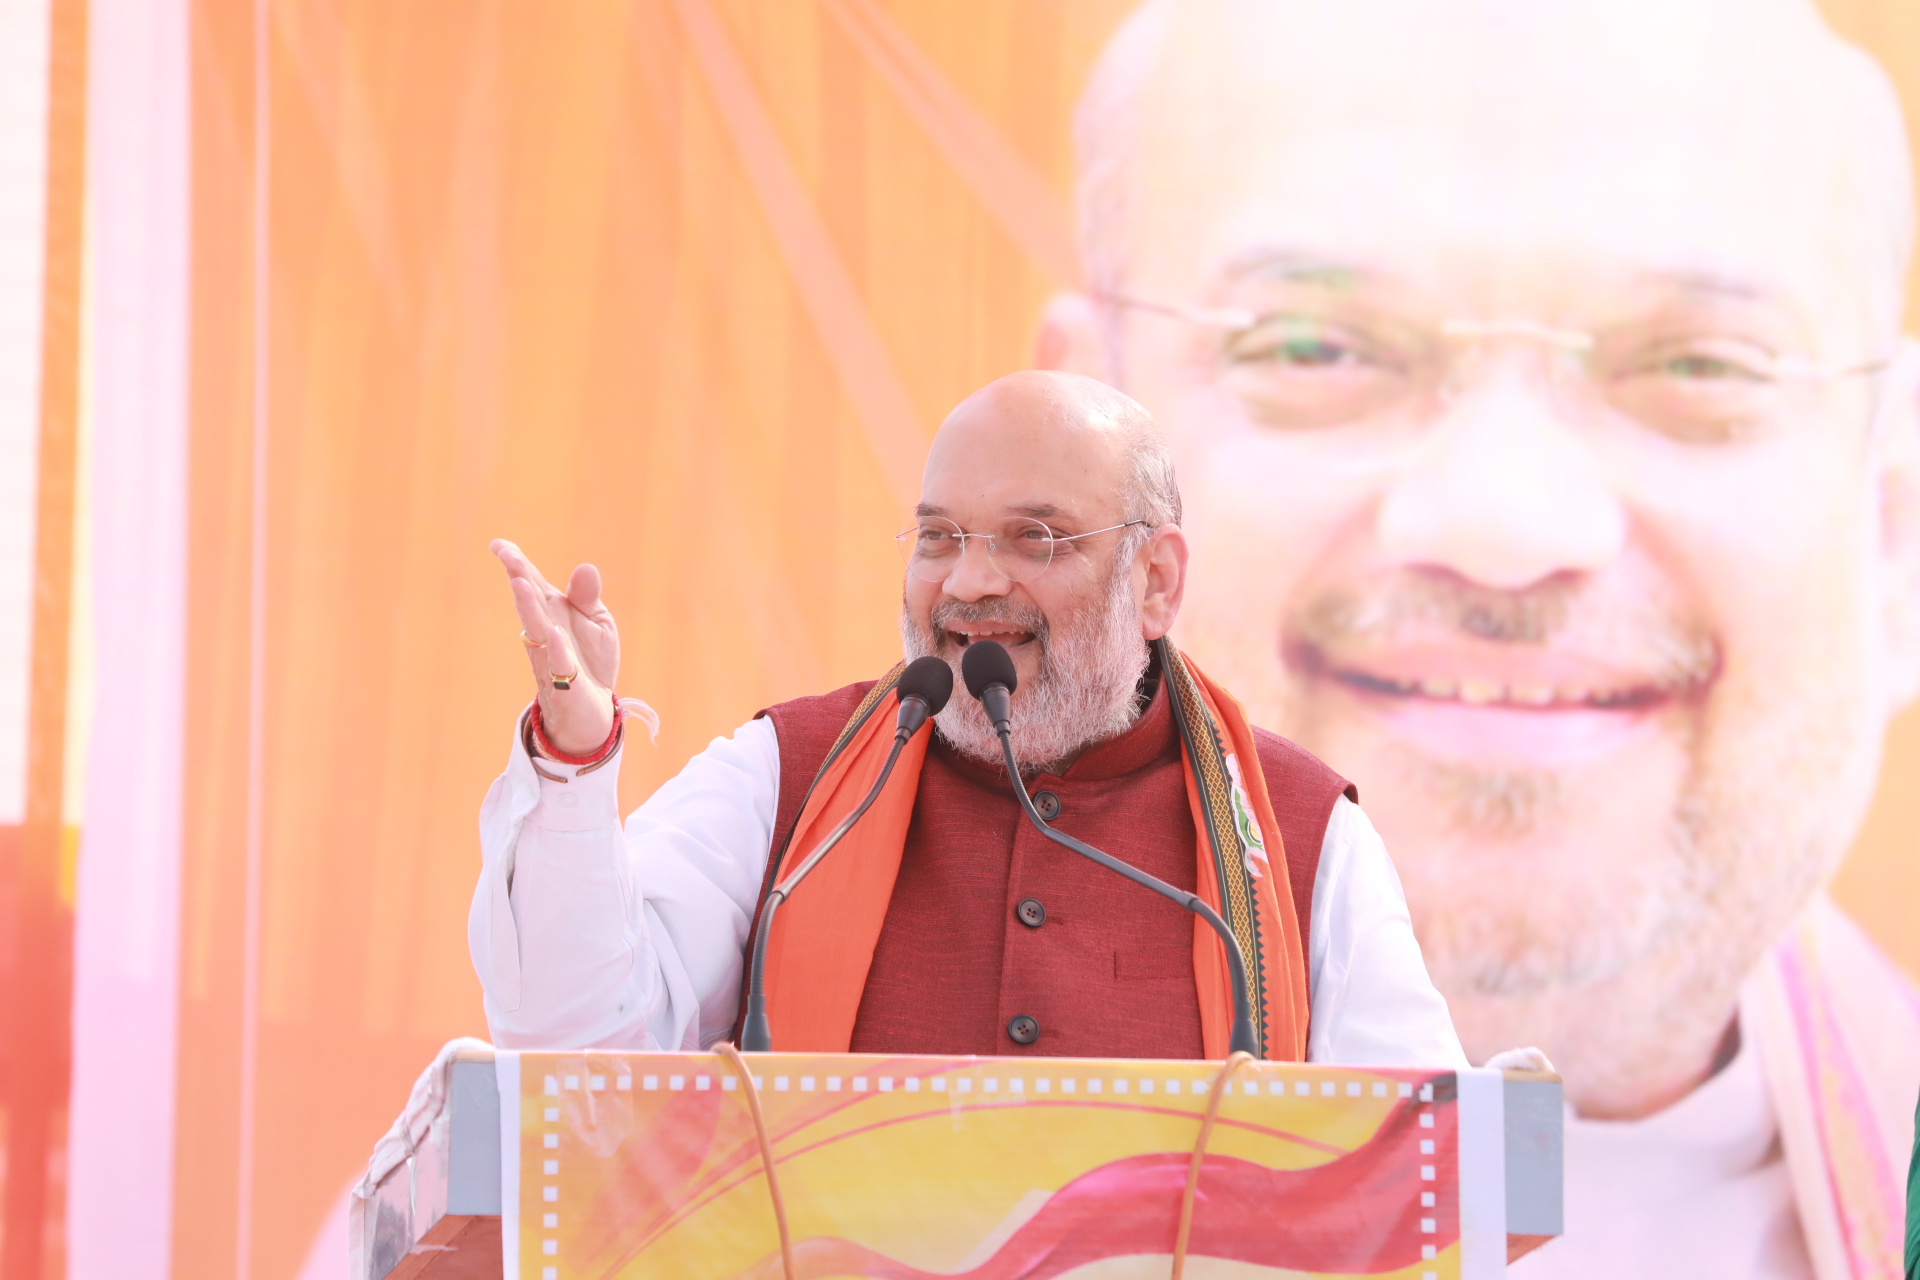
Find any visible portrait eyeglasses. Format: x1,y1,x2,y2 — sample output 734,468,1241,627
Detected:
894,517,1148,584
1101,292,1891,448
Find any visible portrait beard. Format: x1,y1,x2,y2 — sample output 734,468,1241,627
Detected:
901,548,1151,772
1185,563,1878,1007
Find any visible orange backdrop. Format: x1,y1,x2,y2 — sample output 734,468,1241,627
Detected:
169,2,1920,1276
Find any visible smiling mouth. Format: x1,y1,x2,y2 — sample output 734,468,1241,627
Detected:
946,627,1038,649
1286,634,1717,765
1305,656,1712,767
1291,628,1716,714
1330,667,1675,711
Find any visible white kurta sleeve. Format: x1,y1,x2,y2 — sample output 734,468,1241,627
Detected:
468,708,780,1052
1306,795,1468,1068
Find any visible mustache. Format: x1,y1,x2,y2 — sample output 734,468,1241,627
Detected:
1302,572,1569,644
905,561,1149,772
1293,570,1719,690
928,597,1052,650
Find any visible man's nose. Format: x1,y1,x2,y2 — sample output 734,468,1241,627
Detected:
938,537,1015,602
1374,377,1627,590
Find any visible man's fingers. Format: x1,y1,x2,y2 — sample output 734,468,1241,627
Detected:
491,538,532,582
497,540,612,720
508,574,551,638
509,577,565,685
546,625,581,680
492,538,559,597
567,563,604,614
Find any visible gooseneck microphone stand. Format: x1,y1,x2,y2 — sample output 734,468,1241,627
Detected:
964,642,1261,1058
739,656,953,1052
739,733,908,1052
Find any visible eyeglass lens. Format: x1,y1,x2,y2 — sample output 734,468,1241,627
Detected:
896,517,1058,583
1212,306,1866,446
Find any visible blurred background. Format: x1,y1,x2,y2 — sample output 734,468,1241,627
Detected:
0,1,1913,1277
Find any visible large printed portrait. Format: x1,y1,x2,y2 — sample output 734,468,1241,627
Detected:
1043,0,1918,1088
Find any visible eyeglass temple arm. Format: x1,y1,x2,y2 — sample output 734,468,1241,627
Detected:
1051,519,1150,545
1095,292,1258,331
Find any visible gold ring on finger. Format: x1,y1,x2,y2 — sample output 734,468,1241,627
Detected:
551,670,579,691
520,630,547,649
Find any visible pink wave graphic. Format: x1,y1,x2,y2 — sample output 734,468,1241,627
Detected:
734,1095,1451,1279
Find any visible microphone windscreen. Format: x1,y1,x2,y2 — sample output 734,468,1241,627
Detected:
898,655,955,715
961,640,1019,700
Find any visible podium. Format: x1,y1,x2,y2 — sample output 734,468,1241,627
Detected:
354,1044,1561,1280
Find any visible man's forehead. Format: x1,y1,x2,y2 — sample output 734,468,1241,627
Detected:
1202,206,1827,320
1221,249,1780,303
1139,0,1851,126
915,499,1077,522
916,455,1117,526
922,373,1140,518
1116,0,1901,328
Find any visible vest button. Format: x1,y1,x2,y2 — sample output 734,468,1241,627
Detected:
1016,898,1047,928
1006,1015,1040,1045
1033,790,1062,821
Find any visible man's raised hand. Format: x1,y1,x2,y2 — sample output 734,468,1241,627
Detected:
492,539,619,756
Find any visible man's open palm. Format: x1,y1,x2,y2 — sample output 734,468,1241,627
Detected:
492,538,619,755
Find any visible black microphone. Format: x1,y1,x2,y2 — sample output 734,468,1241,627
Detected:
961,634,1017,733
739,656,954,1052
960,640,1261,1058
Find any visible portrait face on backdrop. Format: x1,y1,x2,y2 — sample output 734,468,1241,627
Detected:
1040,0,1920,1107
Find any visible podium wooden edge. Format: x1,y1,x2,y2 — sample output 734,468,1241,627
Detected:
1508,1233,1554,1263
382,1215,501,1280
369,1057,1563,1279
396,1219,1557,1275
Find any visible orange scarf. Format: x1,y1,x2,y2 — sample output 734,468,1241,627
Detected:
756,638,1309,1061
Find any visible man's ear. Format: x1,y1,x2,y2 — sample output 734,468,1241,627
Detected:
1876,335,1920,708
1035,292,1108,378
1137,524,1189,642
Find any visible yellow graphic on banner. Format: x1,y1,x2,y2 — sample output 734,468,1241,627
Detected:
515,1052,1461,1280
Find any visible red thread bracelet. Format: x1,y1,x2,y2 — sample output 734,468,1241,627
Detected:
530,693,624,765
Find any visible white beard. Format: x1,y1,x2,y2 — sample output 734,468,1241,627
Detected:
902,553,1151,772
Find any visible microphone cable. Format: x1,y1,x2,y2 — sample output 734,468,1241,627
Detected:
738,655,954,1052
960,640,1261,1058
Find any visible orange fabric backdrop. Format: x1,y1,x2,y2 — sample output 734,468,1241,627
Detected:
182,2,1127,1274
173,2,1920,1277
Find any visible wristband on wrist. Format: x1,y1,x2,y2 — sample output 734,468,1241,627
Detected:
528,692,624,766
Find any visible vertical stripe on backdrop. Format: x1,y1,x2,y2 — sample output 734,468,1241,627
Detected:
0,1,52,835
817,0,1078,287
0,5,53,1262
64,0,190,1276
7,0,87,1275
668,0,929,512
234,0,272,1272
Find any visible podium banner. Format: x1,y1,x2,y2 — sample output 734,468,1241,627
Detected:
497,1050,1507,1280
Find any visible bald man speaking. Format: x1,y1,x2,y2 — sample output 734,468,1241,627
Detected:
469,372,1465,1073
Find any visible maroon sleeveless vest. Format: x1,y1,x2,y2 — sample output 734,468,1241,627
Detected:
749,674,1354,1059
